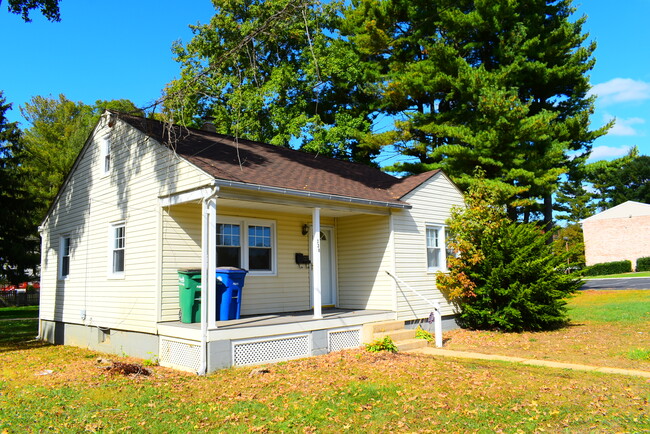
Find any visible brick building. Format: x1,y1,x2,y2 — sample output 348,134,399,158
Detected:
581,201,650,268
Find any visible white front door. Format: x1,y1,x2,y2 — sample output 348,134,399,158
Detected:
312,227,336,307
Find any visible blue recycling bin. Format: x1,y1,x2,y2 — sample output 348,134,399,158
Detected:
216,267,248,320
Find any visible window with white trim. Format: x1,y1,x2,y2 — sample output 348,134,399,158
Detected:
110,222,125,276
426,224,446,272
216,218,276,275
248,225,272,271
100,137,111,176
59,236,70,279
216,223,241,268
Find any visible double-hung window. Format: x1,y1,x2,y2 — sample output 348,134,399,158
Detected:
100,137,111,176
426,224,446,272
59,236,71,279
110,222,125,276
216,223,241,268
216,218,276,275
248,225,272,271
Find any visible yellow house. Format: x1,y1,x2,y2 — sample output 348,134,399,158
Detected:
38,111,464,373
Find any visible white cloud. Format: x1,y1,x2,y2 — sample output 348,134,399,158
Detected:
607,116,646,136
589,145,632,161
589,78,650,105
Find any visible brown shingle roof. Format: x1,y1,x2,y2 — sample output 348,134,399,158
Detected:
117,113,440,206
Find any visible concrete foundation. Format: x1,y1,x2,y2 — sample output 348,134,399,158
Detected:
40,320,158,360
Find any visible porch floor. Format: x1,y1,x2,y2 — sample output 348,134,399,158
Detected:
160,308,391,329
157,308,395,341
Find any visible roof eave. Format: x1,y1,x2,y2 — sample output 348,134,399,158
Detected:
214,179,412,210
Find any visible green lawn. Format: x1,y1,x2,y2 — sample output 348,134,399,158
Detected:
0,299,649,432
0,305,38,319
568,289,650,323
584,271,650,278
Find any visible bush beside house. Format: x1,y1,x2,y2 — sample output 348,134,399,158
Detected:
437,179,582,332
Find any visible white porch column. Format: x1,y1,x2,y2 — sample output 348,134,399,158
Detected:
312,207,322,319
200,189,218,375
205,197,217,327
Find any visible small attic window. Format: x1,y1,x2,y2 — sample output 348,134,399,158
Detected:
100,137,111,175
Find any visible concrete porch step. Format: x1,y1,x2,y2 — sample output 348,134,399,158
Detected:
369,320,430,352
373,328,417,341
369,320,405,334
395,338,429,352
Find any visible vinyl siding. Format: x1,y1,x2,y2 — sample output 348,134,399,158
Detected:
337,214,394,310
160,202,203,321
158,205,335,317
40,115,212,333
393,172,464,320
218,207,334,315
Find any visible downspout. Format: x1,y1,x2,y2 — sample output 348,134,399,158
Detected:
199,184,219,375
37,224,45,340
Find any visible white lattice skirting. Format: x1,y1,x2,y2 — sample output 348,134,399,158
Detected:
232,334,311,366
159,337,202,373
328,328,361,352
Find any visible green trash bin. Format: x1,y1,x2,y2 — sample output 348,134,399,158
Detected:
178,269,202,323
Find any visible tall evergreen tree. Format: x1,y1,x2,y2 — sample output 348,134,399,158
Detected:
0,92,39,283
342,0,607,222
554,159,596,224
586,147,650,209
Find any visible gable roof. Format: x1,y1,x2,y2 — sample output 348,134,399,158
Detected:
582,200,650,222
116,113,442,206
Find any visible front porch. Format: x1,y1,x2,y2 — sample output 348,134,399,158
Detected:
157,308,395,372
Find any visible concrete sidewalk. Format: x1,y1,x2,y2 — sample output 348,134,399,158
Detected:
411,347,650,379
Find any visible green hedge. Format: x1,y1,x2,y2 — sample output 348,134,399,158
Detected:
637,257,650,272
583,260,632,276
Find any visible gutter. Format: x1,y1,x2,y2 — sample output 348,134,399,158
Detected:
213,179,411,210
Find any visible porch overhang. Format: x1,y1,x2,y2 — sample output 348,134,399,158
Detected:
213,179,411,214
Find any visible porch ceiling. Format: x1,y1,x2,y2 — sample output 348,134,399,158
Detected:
216,187,394,217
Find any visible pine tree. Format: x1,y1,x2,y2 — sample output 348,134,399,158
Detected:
586,147,650,209
0,92,39,283
343,0,607,222
554,160,596,223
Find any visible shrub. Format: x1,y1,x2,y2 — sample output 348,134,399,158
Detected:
437,177,582,332
583,260,632,276
414,326,434,342
636,257,650,272
365,336,397,353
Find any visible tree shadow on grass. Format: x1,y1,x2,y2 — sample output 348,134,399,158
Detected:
0,319,50,353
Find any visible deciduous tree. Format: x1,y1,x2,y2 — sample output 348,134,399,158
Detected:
164,0,381,163
4,0,60,22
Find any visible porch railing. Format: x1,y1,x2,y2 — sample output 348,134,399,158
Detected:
385,271,443,348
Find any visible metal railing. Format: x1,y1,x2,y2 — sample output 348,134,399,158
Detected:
386,271,443,348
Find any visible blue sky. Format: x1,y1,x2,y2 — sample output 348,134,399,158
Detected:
1,0,648,164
